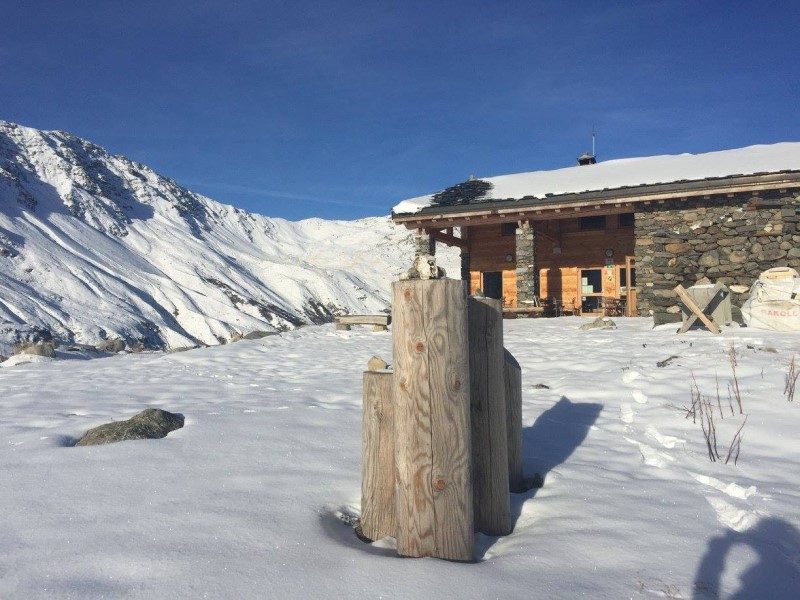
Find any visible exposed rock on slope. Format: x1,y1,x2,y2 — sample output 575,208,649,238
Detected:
0,120,457,352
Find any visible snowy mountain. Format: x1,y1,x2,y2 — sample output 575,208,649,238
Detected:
0,120,456,352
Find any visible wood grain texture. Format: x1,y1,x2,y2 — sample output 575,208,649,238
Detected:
468,297,512,535
361,370,396,541
392,279,474,561
503,349,524,492
424,279,474,560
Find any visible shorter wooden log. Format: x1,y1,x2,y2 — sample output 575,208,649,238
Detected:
503,349,524,492
361,369,396,541
468,296,512,536
336,323,351,331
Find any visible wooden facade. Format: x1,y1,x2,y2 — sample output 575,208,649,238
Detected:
465,214,635,312
394,168,800,319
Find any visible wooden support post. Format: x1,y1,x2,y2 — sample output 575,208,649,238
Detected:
392,279,474,561
361,367,396,541
468,297,512,535
503,349,524,493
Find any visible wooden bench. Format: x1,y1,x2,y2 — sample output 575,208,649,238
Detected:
502,306,545,319
334,314,392,331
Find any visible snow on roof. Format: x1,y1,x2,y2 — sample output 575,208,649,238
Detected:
392,142,800,214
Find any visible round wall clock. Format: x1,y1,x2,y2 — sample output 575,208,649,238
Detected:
605,248,614,258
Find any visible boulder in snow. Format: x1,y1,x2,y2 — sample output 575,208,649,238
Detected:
96,338,126,353
579,317,617,331
367,356,389,371
75,408,184,446
14,342,56,358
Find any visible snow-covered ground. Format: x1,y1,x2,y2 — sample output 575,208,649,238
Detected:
1,317,798,599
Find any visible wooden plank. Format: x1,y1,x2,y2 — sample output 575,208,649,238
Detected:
503,349,524,492
468,297,512,535
361,370,396,541
392,279,474,560
675,284,722,334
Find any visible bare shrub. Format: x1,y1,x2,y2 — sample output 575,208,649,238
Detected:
683,370,747,464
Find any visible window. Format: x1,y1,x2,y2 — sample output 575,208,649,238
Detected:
579,215,606,230
620,267,637,290
500,222,516,236
580,269,602,294
619,213,635,227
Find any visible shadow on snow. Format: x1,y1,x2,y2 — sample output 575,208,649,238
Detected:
476,396,603,560
692,517,800,599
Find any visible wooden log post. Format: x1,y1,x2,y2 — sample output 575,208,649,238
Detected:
361,364,396,541
503,349,524,493
392,279,474,561
468,297,512,535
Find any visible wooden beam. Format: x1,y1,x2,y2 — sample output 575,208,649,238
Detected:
675,284,721,334
428,228,467,248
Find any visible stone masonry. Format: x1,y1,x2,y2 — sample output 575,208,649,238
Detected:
515,222,537,304
414,229,435,257
634,190,800,324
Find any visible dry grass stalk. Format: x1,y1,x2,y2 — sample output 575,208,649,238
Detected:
728,343,743,414
724,415,748,465
785,355,798,402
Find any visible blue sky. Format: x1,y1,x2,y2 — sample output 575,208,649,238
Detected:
2,1,799,220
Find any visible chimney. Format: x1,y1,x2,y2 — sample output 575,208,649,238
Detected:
577,152,596,166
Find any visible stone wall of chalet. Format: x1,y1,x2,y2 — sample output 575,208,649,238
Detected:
634,191,800,324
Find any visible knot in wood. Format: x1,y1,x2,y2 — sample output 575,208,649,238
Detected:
453,379,461,391
403,288,412,301
399,378,407,391
435,479,446,491
415,341,425,353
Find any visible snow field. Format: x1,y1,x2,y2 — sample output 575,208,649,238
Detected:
0,318,798,598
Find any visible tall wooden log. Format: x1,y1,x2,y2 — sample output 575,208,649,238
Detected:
468,297,512,535
392,279,474,561
361,369,396,541
503,349,524,493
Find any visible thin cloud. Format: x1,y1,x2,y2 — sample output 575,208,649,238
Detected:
182,180,368,208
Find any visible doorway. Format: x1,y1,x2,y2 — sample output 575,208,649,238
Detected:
623,256,637,316
482,271,503,301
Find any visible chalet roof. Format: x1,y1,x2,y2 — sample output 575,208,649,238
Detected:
392,142,800,216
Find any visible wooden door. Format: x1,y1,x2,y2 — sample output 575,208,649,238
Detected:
625,256,637,316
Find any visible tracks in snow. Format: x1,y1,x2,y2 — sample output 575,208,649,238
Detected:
617,366,765,534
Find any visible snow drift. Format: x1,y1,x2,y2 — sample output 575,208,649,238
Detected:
0,120,456,352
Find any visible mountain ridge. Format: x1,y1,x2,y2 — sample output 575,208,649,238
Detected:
0,120,456,353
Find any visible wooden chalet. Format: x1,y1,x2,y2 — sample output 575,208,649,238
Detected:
391,144,800,322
